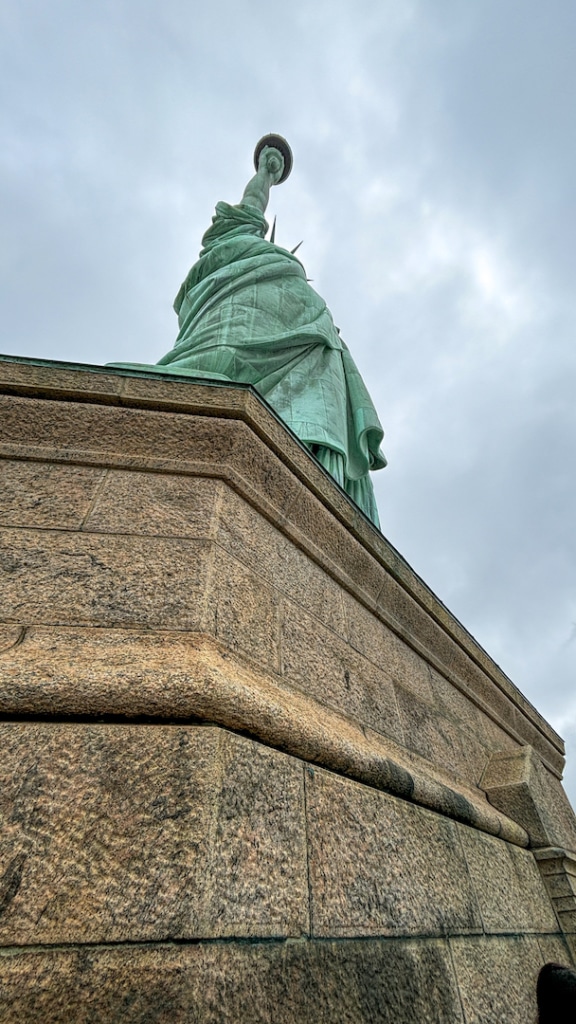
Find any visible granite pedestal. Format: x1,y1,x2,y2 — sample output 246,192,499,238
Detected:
1,356,575,1023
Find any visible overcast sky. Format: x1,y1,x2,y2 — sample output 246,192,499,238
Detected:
2,0,575,802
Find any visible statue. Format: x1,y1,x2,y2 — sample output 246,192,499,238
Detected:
111,135,386,526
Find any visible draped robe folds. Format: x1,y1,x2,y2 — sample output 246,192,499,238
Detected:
112,201,386,526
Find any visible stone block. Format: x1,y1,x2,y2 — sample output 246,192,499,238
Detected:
0,527,212,630
0,394,241,471
0,938,465,1024
82,469,221,539
0,361,124,396
342,591,434,702
0,459,105,530
118,372,252,413
208,546,282,675
376,571,441,650
305,766,482,937
0,626,215,718
202,730,309,937
481,746,576,851
339,937,464,1024
223,422,312,520
557,908,576,933
508,712,567,779
540,867,576,900
429,667,485,736
376,573,535,753
0,724,308,945
450,935,553,1024
277,477,386,603
537,933,575,967
476,713,521,756
437,653,519,744
281,600,405,743
393,683,488,786
458,827,558,934
374,572,487,697
0,723,218,945
565,934,576,963
214,485,347,636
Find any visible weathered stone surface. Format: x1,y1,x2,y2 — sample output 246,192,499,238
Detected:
0,395,234,467
0,364,565,778
214,484,348,636
0,360,125,396
342,590,435,702
0,724,308,944
0,938,465,1024
536,933,575,966
0,623,23,654
281,599,405,743
0,527,212,630
482,746,576,851
509,713,566,775
431,648,519,748
378,571,560,774
458,826,558,934
0,459,105,530
344,938,464,1024
450,935,553,1024
535,848,576,899
305,766,483,937
119,372,255,414
476,713,521,757
83,470,221,539
0,722,217,944
208,546,281,675
288,485,387,603
566,934,576,963
0,361,571,1022
373,572,508,725
84,470,348,645
0,627,527,845
393,683,488,786
0,372,568,817
220,420,312,523
203,731,309,937
534,847,576,938
429,667,485,737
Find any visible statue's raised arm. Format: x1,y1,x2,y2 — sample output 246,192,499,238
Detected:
240,134,293,212
240,147,285,213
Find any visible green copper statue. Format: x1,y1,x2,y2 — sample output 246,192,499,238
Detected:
111,135,386,526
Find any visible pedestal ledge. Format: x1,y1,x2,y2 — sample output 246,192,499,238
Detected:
0,626,528,845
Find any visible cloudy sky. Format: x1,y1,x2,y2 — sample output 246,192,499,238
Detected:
2,0,575,801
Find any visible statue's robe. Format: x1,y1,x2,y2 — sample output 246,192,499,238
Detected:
113,201,386,526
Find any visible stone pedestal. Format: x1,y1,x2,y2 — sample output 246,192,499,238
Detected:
1,356,575,1023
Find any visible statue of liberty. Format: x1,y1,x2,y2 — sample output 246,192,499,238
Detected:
111,135,386,526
